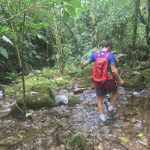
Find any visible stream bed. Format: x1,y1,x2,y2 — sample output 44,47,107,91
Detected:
0,87,150,150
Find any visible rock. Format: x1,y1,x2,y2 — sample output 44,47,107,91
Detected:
55,95,68,104
118,87,125,95
59,144,65,150
73,87,87,94
25,93,55,109
97,143,104,150
0,136,20,147
82,90,97,105
0,90,5,99
0,109,11,118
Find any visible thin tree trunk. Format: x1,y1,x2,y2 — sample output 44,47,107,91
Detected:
132,0,140,51
146,0,150,46
138,0,150,47
119,23,125,52
21,12,27,111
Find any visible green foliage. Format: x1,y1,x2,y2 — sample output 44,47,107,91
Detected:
68,133,88,150
0,47,8,59
0,0,149,91
5,68,74,98
5,72,21,83
24,93,55,109
68,95,80,105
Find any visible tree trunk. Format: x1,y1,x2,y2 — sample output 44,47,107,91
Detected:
132,0,140,51
119,23,125,52
138,0,150,47
146,0,150,46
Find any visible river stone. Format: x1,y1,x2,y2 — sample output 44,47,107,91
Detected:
55,95,68,104
25,93,55,109
82,90,97,105
0,108,11,118
0,136,20,147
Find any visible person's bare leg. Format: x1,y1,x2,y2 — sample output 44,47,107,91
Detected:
97,96,105,114
110,92,118,106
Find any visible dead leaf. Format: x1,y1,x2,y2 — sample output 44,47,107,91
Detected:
120,137,129,143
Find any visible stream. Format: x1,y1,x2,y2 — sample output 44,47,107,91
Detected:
0,87,150,150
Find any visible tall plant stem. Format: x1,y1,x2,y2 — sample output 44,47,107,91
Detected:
21,12,26,110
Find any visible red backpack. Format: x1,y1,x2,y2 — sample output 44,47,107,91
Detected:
92,51,110,84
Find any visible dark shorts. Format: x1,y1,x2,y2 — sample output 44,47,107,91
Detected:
96,87,117,96
94,79,117,96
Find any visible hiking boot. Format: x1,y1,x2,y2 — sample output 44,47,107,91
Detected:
99,114,107,122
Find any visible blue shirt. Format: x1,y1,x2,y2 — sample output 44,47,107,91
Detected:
87,50,116,65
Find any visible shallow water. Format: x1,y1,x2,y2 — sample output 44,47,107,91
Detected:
118,97,150,122
0,88,150,149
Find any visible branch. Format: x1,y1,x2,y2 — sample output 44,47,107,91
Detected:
138,9,146,25
0,0,47,23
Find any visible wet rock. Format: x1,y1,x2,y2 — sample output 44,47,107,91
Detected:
97,143,104,150
0,136,20,147
134,120,143,129
100,126,111,135
0,108,11,118
118,87,125,95
132,91,141,97
53,105,70,116
132,88,150,98
25,93,55,109
82,90,97,105
73,87,87,94
55,90,70,104
0,90,5,99
114,119,124,128
59,144,65,150
55,95,68,104
0,98,16,118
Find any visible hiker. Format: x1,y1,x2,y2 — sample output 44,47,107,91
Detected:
81,40,124,122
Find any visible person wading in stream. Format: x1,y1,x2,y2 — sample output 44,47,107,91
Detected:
81,40,124,122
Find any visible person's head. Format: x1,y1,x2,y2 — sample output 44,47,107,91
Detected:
101,40,113,50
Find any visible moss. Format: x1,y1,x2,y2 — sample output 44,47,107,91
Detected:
54,131,72,145
5,69,75,99
68,133,88,150
10,101,26,118
141,68,150,88
68,95,81,105
55,76,73,89
123,68,150,89
24,93,55,109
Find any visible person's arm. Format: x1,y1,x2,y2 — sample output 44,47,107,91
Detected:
81,60,90,69
81,52,95,69
110,65,124,86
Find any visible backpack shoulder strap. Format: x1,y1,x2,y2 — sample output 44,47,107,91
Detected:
96,50,100,57
106,52,110,58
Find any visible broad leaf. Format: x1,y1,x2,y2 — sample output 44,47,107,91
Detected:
0,47,8,59
63,11,70,22
132,71,141,75
37,34,47,42
2,35,13,46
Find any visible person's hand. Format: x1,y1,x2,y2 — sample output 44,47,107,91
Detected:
81,65,85,69
117,78,124,86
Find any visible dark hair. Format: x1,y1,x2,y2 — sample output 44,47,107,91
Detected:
101,40,113,48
